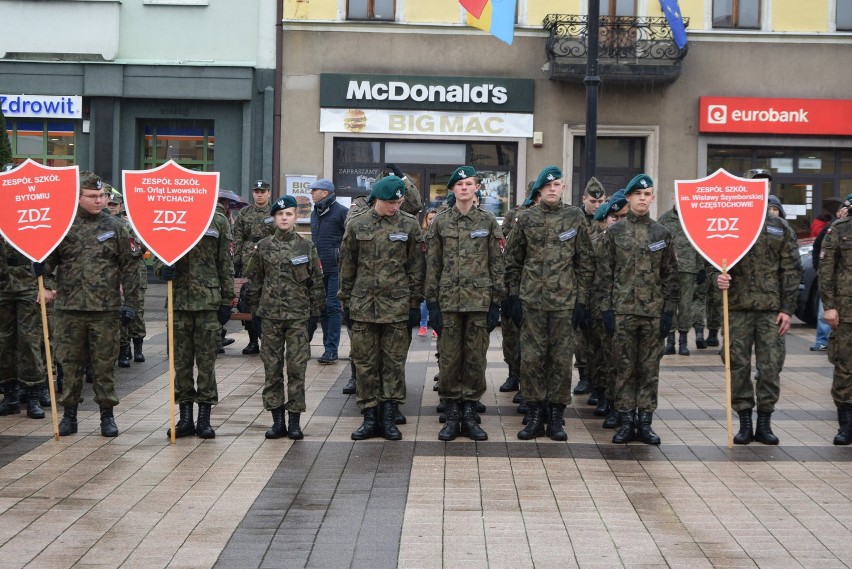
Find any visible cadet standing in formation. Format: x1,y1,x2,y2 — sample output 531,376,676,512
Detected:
505,166,594,441
340,176,425,441
246,195,325,440
426,166,504,442
232,179,275,355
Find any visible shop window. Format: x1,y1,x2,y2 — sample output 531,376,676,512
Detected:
838,0,852,30
571,136,646,204
5,120,75,166
713,0,760,29
347,0,395,21
141,122,214,171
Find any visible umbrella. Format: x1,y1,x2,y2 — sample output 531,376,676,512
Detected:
218,189,248,209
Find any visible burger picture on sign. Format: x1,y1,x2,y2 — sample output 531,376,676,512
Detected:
343,109,367,133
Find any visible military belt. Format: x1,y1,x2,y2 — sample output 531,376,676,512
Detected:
251,236,264,243
6,257,22,266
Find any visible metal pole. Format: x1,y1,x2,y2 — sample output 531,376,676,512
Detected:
584,0,601,183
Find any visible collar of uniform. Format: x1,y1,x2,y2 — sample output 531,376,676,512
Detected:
451,204,477,219
77,207,102,221
274,227,296,241
539,200,562,212
253,204,270,213
627,210,650,223
371,209,396,222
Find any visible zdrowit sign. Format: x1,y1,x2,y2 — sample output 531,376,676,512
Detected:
699,96,852,136
1,95,82,119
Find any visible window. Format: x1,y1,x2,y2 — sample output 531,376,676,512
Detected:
141,122,215,171
347,0,395,21
838,0,852,30
6,120,76,166
713,0,760,29
600,0,636,16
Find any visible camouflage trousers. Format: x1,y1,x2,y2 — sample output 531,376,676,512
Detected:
437,311,488,402
121,264,148,345
520,307,574,405
350,320,408,410
574,320,588,370
828,322,852,406
500,313,520,380
695,279,723,331
0,290,46,388
613,314,663,413
55,310,120,408
586,316,611,392
260,318,309,412
728,310,784,413
172,310,219,406
676,272,697,332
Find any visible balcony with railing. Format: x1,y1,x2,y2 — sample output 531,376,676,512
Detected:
543,15,689,85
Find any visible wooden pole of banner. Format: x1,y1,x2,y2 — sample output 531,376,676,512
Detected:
168,280,176,445
721,259,733,449
37,277,60,441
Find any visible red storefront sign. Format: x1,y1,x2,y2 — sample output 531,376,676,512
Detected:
699,96,852,136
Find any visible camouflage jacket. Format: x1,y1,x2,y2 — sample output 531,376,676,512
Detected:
401,176,423,216
596,210,679,317
233,204,275,266
245,227,326,321
156,211,235,311
504,201,594,311
1,239,38,296
48,208,141,312
425,205,505,311
707,215,800,315
658,207,704,274
339,209,425,323
344,196,371,226
819,216,852,322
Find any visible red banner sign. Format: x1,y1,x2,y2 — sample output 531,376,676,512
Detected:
0,159,79,263
699,96,852,136
122,160,219,266
674,168,768,272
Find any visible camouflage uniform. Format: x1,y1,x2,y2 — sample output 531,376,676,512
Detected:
425,205,504,403
504,201,594,408
707,215,800,413
819,216,852,443
499,206,525,385
116,217,147,362
233,202,275,347
246,228,325,413
49,208,140,410
596,210,679,415
338,209,425,411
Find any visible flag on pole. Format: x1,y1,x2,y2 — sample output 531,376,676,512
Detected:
459,0,517,45
659,0,688,49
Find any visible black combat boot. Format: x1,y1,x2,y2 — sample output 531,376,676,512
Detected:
342,361,357,394
834,405,852,446
678,331,690,356
195,403,216,439
26,386,45,419
380,401,402,441
39,382,51,407
58,405,78,436
118,343,132,368
588,385,604,407
394,406,407,425
602,400,619,429
664,331,676,355
351,406,379,440
612,411,636,444
0,383,21,415
512,390,524,404
133,338,145,362
546,404,568,441
754,410,779,445
499,375,519,392
168,402,196,438
461,401,488,441
264,407,286,439
637,411,661,445
733,409,753,445
438,401,461,442
518,402,545,440
287,411,303,440
100,407,119,437
85,359,94,383
695,326,707,349
242,329,260,355
705,329,720,347
516,398,528,414
594,390,609,416
573,367,590,395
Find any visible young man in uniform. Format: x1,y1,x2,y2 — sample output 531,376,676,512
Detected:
339,176,425,441
246,196,326,440
426,166,504,442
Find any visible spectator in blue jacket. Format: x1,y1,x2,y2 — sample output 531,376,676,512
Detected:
310,178,348,363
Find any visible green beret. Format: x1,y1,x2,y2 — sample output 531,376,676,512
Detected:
270,195,298,214
625,174,653,195
371,175,406,201
532,165,562,192
584,176,605,199
447,166,477,189
594,189,627,221
80,171,102,190
845,193,852,203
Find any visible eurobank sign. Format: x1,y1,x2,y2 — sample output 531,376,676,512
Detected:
1,95,82,119
699,96,852,136
320,74,534,113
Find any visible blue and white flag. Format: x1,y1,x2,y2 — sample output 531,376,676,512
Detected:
659,0,688,49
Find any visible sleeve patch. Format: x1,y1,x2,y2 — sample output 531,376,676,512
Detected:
204,229,220,238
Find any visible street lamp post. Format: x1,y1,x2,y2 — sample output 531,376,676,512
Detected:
584,0,601,183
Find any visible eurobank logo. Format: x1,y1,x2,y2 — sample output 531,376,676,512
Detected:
699,96,851,136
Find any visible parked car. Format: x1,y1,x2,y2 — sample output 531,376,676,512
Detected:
795,237,818,325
